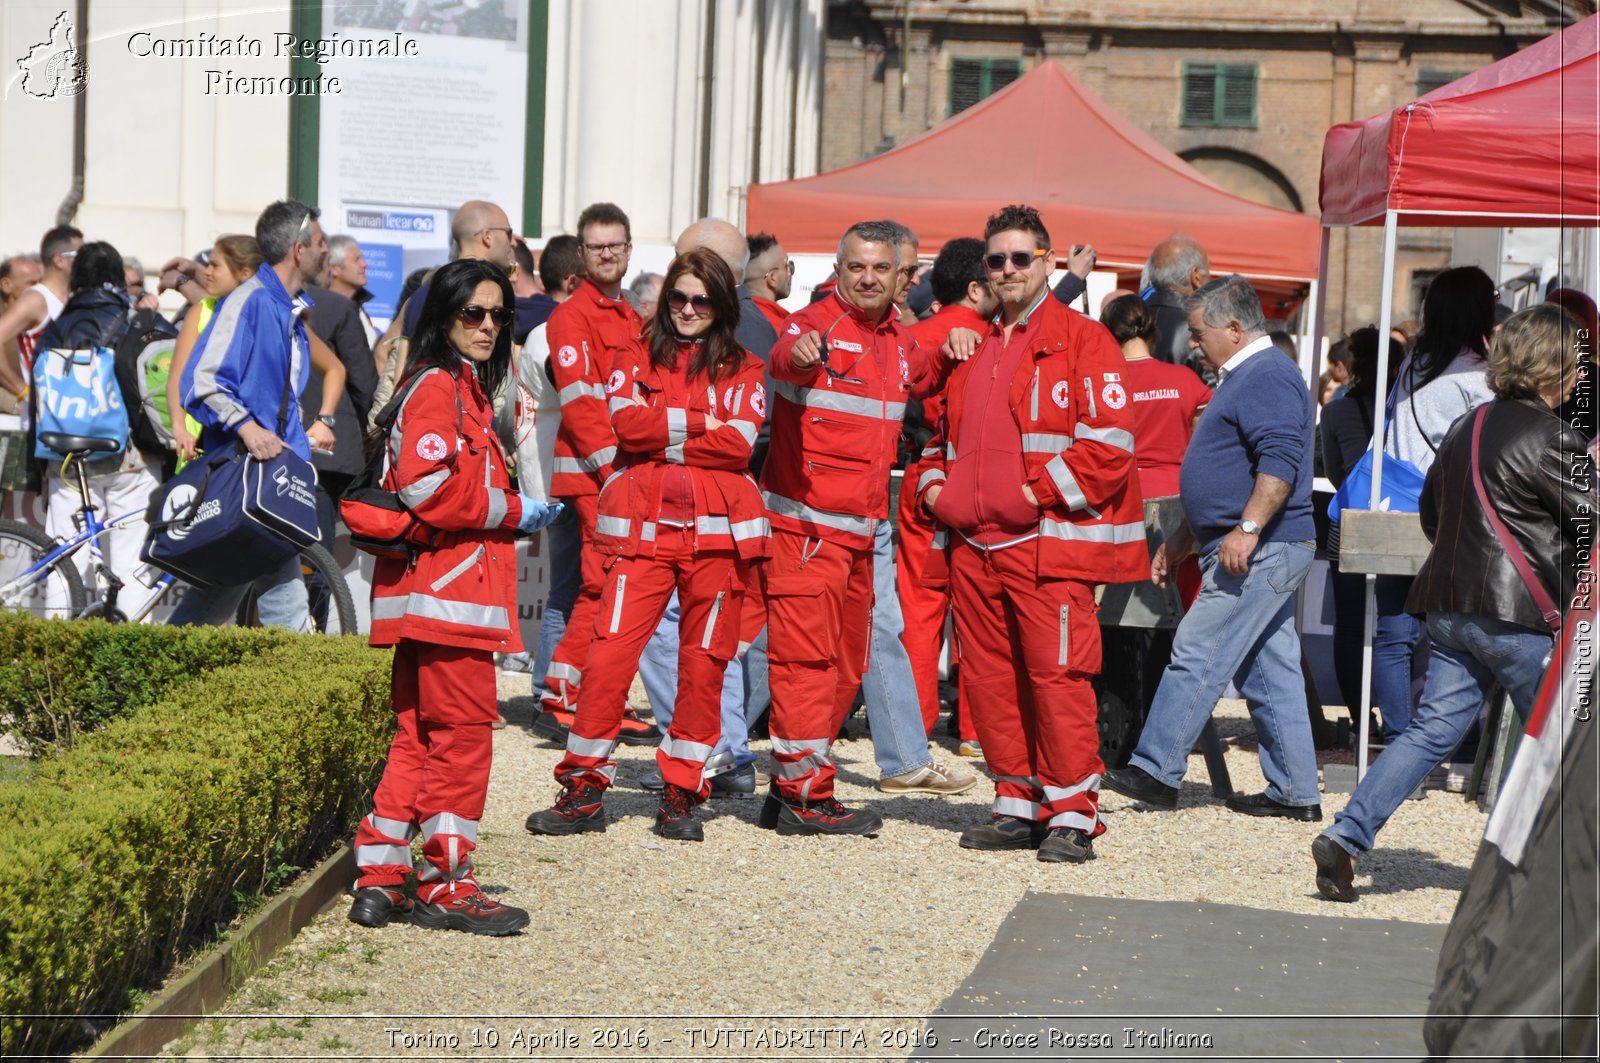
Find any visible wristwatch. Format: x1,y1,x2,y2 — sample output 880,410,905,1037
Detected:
315,414,337,429
1238,518,1262,536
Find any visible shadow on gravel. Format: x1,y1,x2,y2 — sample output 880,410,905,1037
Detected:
1356,849,1471,896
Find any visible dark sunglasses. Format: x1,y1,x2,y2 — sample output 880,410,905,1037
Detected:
984,248,1049,272
458,305,513,329
665,289,714,314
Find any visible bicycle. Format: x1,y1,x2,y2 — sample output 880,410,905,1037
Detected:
0,433,357,633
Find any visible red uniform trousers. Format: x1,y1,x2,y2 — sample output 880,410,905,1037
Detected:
895,459,973,739
949,539,1106,836
354,641,497,902
541,494,604,708
555,527,748,798
763,527,873,802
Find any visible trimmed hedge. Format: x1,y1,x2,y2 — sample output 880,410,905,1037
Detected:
0,615,297,756
0,634,393,1058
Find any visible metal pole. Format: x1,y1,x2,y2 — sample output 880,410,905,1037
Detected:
1357,209,1401,781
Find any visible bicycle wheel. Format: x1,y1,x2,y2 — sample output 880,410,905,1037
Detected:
235,543,359,635
0,518,88,619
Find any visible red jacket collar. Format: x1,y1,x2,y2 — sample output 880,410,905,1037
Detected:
830,290,893,330
580,278,632,313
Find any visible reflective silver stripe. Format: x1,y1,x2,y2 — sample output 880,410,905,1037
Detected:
609,574,627,633
1029,370,1040,421
371,593,509,629
762,491,873,537
771,379,903,421
667,407,688,444
931,528,948,549
1058,603,1070,666
484,487,507,529
1045,455,1088,511
558,380,604,404
355,843,413,868
398,467,449,508
1021,432,1074,454
915,467,945,493
419,811,479,844
729,517,768,541
701,591,725,650
1043,775,1102,802
1083,376,1097,418
920,444,942,461
1038,518,1146,545
731,420,757,446
945,441,956,461
545,661,581,685
772,736,831,755
995,796,1040,820
608,397,634,415
661,734,715,762
775,754,831,779
993,774,1041,789
1074,422,1135,453
731,383,746,415
596,514,631,537
430,544,485,592
664,443,686,464
582,445,617,472
696,515,731,536
601,467,625,490
552,457,588,476
1047,810,1098,832
566,733,618,759
639,521,657,542
366,813,417,840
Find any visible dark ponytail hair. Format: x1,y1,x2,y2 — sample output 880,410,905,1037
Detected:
1408,266,1495,390
646,248,746,384
402,258,515,399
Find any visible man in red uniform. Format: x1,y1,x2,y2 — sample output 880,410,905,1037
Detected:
918,204,1147,863
535,202,655,744
900,238,997,749
745,232,793,332
758,220,964,835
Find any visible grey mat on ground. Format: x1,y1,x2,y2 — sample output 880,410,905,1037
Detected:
921,891,1441,1062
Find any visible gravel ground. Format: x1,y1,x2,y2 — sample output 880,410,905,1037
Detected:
162,670,1487,1061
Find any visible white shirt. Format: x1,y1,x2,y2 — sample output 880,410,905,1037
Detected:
1215,334,1277,383
513,321,563,499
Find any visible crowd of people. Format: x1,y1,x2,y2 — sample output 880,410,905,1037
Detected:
3,196,1590,938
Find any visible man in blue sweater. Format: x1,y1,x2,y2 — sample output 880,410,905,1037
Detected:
1105,275,1322,820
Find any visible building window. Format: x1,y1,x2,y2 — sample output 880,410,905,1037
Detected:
1182,62,1257,128
949,57,1021,115
1416,68,1467,95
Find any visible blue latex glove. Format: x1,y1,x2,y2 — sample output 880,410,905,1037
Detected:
516,496,564,533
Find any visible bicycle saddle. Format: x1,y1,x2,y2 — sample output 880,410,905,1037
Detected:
39,432,122,456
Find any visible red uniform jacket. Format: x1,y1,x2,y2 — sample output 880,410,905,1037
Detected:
594,336,770,560
547,280,642,498
917,294,1147,583
370,365,526,652
762,293,949,549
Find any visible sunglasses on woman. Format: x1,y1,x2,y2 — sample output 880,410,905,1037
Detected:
665,289,715,314
458,305,514,329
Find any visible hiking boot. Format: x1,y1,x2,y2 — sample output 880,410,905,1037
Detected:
958,814,1045,851
411,889,530,936
615,706,660,746
757,784,882,837
958,740,984,759
531,702,576,741
524,782,607,835
878,758,979,796
653,784,704,842
348,886,413,928
1037,826,1095,864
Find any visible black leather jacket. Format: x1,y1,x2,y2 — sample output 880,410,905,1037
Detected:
1408,394,1594,631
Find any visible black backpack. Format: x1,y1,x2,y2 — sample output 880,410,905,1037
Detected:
339,367,460,559
111,309,182,453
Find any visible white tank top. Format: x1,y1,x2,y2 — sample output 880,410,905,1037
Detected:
16,282,65,369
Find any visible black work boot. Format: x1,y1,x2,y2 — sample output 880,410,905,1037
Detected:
653,784,704,842
524,781,607,835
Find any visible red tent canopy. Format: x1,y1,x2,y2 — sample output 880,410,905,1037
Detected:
1320,14,1600,227
747,60,1322,282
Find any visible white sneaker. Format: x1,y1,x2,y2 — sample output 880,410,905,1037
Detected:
878,759,979,795
958,739,984,759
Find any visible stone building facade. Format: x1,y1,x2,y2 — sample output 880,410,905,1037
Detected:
821,0,1592,334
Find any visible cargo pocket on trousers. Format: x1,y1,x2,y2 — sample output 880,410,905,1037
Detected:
762,574,833,664
696,569,743,662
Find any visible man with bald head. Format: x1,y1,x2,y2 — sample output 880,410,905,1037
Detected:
675,217,776,362
398,200,517,338
1142,234,1211,372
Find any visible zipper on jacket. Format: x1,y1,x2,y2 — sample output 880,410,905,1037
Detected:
430,544,485,593
1058,604,1070,667
1083,377,1097,419
609,574,627,634
701,591,726,650
1030,370,1040,421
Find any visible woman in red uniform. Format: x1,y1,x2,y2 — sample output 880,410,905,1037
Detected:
525,248,769,842
348,258,561,936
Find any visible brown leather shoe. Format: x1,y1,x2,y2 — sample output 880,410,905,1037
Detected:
1312,835,1358,902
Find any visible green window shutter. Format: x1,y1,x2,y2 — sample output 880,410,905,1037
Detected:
1416,68,1465,96
1183,62,1256,127
950,58,1021,115
1183,62,1218,126
1219,64,1257,127
989,59,1021,95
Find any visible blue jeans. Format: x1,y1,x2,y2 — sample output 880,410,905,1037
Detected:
1324,612,1553,855
1130,539,1320,806
637,591,754,769
744,625,770,726
532,501,582,688
169,551,310,633
856,518,933,778
1331,571,1424,739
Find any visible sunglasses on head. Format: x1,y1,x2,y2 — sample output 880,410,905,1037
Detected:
984,248,1049,272
458,305,513,329
665,289,714,314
